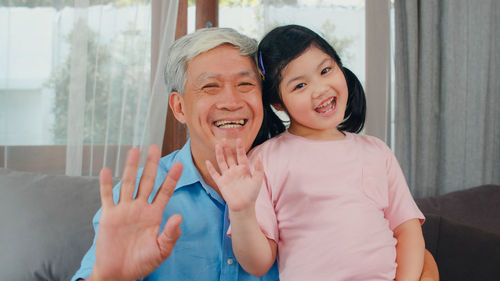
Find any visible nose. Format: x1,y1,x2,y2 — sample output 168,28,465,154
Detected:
312,80,329,100
216,85,244,110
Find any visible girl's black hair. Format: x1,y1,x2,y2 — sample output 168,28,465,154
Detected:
252,24,366,148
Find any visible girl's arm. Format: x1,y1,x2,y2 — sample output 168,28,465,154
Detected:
393,218,426,281
229,208,278,276
205,139,277,276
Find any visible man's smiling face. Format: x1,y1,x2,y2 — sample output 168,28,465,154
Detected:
170,44,263,171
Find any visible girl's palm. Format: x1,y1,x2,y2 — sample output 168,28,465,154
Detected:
206,139,264,213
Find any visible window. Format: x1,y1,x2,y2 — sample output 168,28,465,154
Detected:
0,1,152,146
0,1,155,175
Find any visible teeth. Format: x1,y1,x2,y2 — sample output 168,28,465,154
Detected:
317,97,334,109
214,120,245,128
315,97,336,113
321,106,334,113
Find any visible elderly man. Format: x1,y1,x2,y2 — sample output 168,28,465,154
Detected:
72,27,438,281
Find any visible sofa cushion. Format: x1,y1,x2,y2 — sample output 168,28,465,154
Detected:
0,168,102,281
422,214,500,281
417,185,500,281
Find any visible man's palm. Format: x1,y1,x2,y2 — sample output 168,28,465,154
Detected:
90,146,183,281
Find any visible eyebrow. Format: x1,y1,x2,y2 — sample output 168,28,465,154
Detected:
196,70,258,84
235,70,259,80
285,58,333,88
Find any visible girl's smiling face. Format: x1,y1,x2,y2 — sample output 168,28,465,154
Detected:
278,45,348,140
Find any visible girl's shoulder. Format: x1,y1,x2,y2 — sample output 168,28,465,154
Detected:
248,132,289,158
348,133,392,154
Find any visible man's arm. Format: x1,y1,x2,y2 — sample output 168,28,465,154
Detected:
394,218,426,281
419,249,439,281
84,146,183,281
206,139,277,276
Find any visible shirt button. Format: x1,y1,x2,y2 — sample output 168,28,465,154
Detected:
227,258,234,265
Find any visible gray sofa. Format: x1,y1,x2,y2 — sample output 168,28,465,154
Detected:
0,168,103,281
1,167,499,281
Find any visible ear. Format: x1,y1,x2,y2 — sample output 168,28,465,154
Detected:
169,91,187,124
272,103,285,111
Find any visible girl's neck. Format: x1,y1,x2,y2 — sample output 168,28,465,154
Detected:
287,126,345,141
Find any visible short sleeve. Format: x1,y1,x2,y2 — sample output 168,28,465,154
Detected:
254,174,279,242
384,148,425,230
248,145,279,242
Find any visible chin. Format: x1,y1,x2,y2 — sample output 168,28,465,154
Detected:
224,137,241,149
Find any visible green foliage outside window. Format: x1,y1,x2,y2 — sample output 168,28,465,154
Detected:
44,20,150,145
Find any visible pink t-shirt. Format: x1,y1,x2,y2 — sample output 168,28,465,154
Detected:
248,131,424,281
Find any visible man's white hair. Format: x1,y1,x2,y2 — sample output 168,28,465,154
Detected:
164,27,258,95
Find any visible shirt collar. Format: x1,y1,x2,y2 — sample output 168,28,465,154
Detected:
162,139,200,190
164,139,225,204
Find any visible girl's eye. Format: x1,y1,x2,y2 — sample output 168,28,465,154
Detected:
293,83,306,91
321,67,331,75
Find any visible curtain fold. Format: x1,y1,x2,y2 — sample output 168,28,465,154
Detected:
66,0,90,176
140,0,179,164
394,0,500,197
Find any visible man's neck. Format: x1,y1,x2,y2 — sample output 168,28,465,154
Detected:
190,150,222,198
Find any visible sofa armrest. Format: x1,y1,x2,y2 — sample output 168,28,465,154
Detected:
416,184,500,234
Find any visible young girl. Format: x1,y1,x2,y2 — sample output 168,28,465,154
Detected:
206,25,425,281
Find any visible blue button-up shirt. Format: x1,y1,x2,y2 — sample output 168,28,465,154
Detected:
72,139,279,281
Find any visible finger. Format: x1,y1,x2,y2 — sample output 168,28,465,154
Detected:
214,143,229,172
235,139,251,174
235,138,249,166
205,160,221,183
120,148,141,202
99,168,114,208
158,214,182,259
153,162,183,208
222,140,236,167
137,145,161,201
253,158,265,185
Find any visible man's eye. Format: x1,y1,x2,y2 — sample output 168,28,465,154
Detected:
321,67,331,75
293,83,306,91
202,84,217,88
238,82,255,93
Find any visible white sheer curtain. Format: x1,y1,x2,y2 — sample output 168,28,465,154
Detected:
0,0,178,177
142,0,179,164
